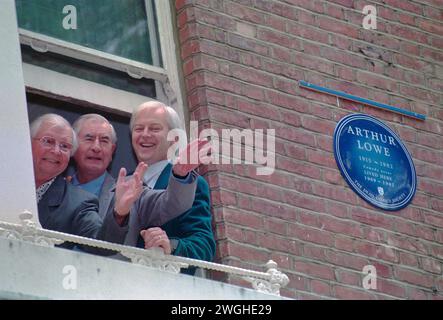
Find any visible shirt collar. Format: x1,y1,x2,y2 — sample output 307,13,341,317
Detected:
36,177,56,203
71,172,107,197
143,160,170,188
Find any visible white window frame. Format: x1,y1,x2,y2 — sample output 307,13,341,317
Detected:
18,0,186,120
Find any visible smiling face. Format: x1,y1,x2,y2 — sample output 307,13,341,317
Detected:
131,106,172,165
32,121,74,187
73,118,116,183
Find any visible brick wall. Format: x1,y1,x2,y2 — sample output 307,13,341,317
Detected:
175,0,443,299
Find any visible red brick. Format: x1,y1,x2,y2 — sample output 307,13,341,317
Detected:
415,225,436,242
294,260,336,281
325,251,369,271
407,287,430,300
230,64,274,87
419,19,443,35
284,192,327,213
258,29,301,50
334,236,354,252
286,272,309,291
270,252,292,270
377,279,407,298
262,60,304,81
292,177,313,194
326,202,349,219
384,0,423,14
264,218,288,236
306,149,336,168
394,219,417,237
273,78,298,96
284,144,306,160
223,207,264,229
301,117,336,135
297,211,321,228
421,257,442,274
436,230,443,244
424,5,443,19
288,224,334,246
228,243,269,263
277,157,321,178
336,269,361,286
322,168,343,186
250,197,297,221
227,33,268,56
386,234,429,255
399,252,420,268
289,22,329,43
257,232,300,254
194,7,236,30
356,71,397,92
295,291,327,300
395,267,434,288
303,244,327,261
211,189,237,206
321,215,364,238
236,99,280,121
310,279,332,296
274,126,316,146
400,85,439,105
354,241,399,263
312,183,359,204
322,48,367,69
351,208,394,229
362,227,386,243
334,285,376,300
317,16,358,38
225,2,265,24
369,261,393,278
270,46,292,63
296,54,335,75
423,212,443,228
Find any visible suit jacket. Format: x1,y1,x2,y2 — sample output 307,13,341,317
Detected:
97,172,115,220
37,175,128,250
99,170,198,247
137,163,216,275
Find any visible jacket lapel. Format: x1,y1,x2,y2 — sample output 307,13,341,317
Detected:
154,163,172,190
38,175,65,228
98,172,115,219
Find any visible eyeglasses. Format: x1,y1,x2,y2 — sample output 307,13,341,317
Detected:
33,136,73,153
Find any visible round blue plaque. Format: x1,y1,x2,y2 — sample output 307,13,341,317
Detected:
333,114,417,211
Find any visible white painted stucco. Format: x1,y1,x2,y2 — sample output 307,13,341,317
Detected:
0,0,40,226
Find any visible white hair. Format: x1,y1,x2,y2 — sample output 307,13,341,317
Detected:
72,113,117,144
30,113,78,155
129,101,184,133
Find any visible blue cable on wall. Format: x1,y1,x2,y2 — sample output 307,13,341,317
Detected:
299,80,426,121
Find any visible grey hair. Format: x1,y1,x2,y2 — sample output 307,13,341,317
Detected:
30,113,78,156
129,101,184,133
72,113,117,144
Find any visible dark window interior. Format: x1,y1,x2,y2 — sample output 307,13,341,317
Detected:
27,92,138,178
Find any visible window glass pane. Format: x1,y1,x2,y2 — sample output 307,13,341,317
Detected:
16,0,159,66
21,45,157,98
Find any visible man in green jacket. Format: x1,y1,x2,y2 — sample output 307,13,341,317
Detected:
132,101,216,275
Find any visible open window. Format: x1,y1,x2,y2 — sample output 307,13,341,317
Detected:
16,0,186,118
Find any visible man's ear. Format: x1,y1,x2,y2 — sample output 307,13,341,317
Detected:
111,144,117,154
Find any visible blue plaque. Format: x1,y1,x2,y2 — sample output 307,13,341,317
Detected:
333,114,417,211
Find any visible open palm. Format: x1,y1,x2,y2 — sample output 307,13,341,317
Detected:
114,162,148,216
